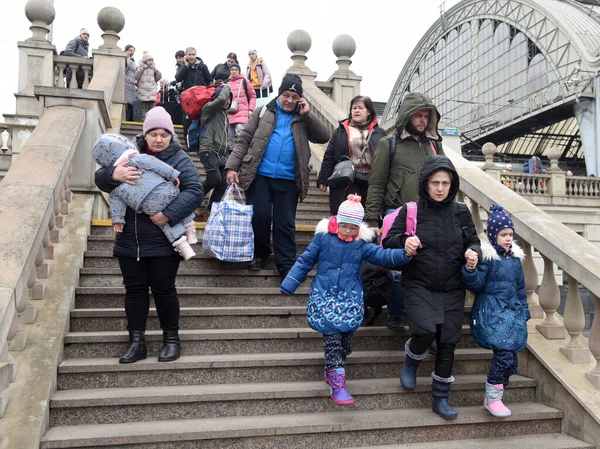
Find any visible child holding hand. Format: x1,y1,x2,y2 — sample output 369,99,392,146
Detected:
281,194,410,405
462,205,530,417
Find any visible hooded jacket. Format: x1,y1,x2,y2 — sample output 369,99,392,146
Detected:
281,217,409,334
382,155,481,344
94,134,204,258
225,99,330,200
365,93,444,227
317,118,386,185
198,84,231,158
462,240,530,351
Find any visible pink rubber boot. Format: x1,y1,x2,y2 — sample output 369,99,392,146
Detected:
173,236,196,261
185,222,198,244
484,382,512,417
325,367,354,405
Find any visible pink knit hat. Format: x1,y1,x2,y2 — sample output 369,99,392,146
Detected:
337,194,364,226
143,107,175,136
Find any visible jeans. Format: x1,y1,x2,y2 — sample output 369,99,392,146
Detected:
245,175,298,275
227,123,245,154
118,256,181,331
385,208,405,318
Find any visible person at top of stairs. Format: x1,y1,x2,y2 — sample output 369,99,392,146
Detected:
94,106,204,364
281,194,410,405
92,131,198,260
382,156,481,420
462,204,530,418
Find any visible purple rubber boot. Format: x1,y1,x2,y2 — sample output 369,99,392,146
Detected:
325,367,354,405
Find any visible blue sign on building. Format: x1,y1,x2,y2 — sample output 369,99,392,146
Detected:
442,126,459,136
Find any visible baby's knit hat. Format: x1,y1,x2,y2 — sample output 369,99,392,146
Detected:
337,194,364,226
487,204,514,248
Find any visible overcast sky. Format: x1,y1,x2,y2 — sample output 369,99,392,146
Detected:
0,0,461,117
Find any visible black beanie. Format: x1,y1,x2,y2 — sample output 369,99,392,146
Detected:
278,74,303,96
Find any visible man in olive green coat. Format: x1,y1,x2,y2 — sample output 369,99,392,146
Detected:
364,92,444,331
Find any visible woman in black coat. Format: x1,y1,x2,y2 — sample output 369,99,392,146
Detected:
383,155,481,420
317,96,386,215
95,107,204,364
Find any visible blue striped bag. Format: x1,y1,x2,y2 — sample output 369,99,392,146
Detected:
202,183,254,262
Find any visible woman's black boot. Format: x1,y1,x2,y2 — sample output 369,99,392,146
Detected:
158,330,181,362
119,330,147,364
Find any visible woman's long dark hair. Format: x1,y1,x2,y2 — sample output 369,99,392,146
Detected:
227,52,239,63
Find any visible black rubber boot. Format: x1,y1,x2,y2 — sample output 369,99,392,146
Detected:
158,330,181,362
387,316,404,332
431,376,458,419
400,339,428,390
119,330,147,364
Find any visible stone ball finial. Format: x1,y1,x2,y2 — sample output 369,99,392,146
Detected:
332,35,356,59
25,0,55,25
547,146,562,161
482,142,497,157
287,30,312,54
97,6,125,33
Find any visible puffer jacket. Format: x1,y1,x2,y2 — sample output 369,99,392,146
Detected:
365,92,445,227
199,84,231,158
95,134,204,258
227,75,256,125
462,241,530,351
134,63,162,102
317,118,386,185
281,217,409,334
225,99,330,200
63,36,89,57
211,62,231,83
125,58,137,104
175,58,212,90
382,155,481,345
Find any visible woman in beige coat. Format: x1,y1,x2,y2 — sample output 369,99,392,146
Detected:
135,53,162,119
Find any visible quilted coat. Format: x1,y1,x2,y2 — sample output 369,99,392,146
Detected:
227,75,256,125
135,62,162,102
281,218,409,334
462,241,530,351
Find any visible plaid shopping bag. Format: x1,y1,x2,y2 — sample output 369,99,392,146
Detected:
202,183,254,262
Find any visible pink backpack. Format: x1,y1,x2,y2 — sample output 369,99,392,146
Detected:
380,201,420,247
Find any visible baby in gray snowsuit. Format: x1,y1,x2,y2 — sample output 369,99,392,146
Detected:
92,133,197,260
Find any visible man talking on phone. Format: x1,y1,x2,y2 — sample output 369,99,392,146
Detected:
225,74,330,280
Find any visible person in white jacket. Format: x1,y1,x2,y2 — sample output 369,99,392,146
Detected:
135,53,162,119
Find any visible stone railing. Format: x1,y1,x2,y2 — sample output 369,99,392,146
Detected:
304,95,600,393
53,55,94,89
0,0,126,420
481,143,600,207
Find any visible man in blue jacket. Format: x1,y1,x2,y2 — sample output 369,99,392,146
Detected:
225,74,330,279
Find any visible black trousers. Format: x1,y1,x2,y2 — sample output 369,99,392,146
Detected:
328,178,368,216
182,115,191,148
118,256,181,331
323,333,355,369
199,151,228,210
126,103,134,121
488,349,518,386
409,330,456,379
245,175,298,274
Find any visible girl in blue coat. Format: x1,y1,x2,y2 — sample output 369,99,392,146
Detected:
462,205,530,417
281,194,410,405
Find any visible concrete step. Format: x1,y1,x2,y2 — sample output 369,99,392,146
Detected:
78,268,315,288
56,349,493,390
49,374,536,426
74,286,312,308
40,403,563,449
62,326,479,358
70,306,311,332
347,433,594,449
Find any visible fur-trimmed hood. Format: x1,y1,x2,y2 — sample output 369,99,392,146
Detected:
315,218,376,242
481,239,524,261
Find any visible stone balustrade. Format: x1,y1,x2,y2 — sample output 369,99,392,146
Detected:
566,176,600,197
53,55,94,89
0,0,125,419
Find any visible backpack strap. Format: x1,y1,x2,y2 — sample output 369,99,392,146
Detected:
404,201,423,248
429,140,438,155
258,105,268,119
387,132,398,180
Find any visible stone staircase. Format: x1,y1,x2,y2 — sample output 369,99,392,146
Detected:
38,123,593,448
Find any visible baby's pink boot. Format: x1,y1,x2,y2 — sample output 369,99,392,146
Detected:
185,222,198,244
484,382,512,417
173,236,196,261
